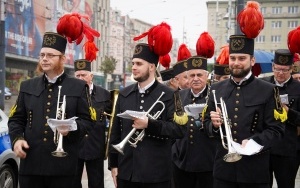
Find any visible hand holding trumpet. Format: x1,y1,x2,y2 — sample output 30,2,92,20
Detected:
132,116,149,129
210,108,222,128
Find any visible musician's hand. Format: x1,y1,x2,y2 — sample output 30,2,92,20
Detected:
241,139,249,148
132,116,149,129
210,108,222,128
14,140,29,159
282,104,289,112
57,125,69,136
111,168,118,188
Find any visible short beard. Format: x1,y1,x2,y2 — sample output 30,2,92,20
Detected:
134,69,150,82
230,66,251,78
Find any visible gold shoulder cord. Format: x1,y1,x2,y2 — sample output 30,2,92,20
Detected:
273,87,287,123
86,87,97,121
173,90,188,125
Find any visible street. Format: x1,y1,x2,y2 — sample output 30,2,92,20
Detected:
3,96,300,188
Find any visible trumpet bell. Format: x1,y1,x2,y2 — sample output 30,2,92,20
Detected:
223,153,242,162
51,149,68,157
112,144,124,155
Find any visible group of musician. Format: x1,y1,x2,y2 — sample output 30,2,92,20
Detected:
6,1,300,188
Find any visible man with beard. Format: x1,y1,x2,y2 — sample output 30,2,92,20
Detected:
108,23,186,188
203,33,285,187
8,32,93,188
73,59,112,188
261,49,300,188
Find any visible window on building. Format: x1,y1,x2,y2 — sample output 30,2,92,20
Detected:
271,21,282,28
260,7,266,15
288,6,298,14
272,7,282,14
271,35,281,43
256,36,265,43
288,21,298,28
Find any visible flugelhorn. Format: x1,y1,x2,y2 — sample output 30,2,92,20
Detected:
112,92,165,155
212,90,242,162
52,86,68,157
104,89,119,160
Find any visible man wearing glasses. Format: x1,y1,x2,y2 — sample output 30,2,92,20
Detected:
8,32,93,188
262,49,300,188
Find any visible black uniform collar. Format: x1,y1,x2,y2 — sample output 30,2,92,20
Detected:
271,75,293,88
43,72,67,86
121,80,159,97
230,74,255,86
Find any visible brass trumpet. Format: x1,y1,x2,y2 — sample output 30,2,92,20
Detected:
212,90,242,162
52,86,68,157
112,92,165,155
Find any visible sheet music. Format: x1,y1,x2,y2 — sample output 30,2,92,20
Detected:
47,117,78,133
117,110,146,120
184,103,206,118
231,139,264,156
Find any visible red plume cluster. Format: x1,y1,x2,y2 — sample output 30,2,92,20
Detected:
237,1,264,38
287,26,300,55
56,13,100,61
159,54,171,69
294,53,300,63
133,22,173,56
196,32,215,58
177,44,191,61
216,45,229,65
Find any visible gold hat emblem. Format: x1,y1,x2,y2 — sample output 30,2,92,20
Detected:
230,38,245,51
134,46,143,55
192,58,202,68
43,35,56,46
278,55,288,64
224,67,230,74
183,61,188,68
76,61,87,70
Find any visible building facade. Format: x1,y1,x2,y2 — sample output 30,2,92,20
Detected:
206,0,300,59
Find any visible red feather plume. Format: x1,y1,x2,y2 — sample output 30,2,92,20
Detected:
196,32,215,58
159,54,171,69
287,26,300,55
294,53,300,63
216,45,229,65
237,1,264,38
177,44,191,61
56,13,100,61
133,22,173,56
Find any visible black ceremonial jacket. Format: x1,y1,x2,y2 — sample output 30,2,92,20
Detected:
261,76,300,157
172,87,217,172
8,73,93,176
203,75,284,183
78,84,111,160
109,80,185,183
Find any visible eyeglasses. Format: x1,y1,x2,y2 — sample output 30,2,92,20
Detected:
273,68,291,73
39,53,62,59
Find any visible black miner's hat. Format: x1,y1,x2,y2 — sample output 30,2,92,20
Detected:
274,49,293,66
74,59,91,72
42,32,67,53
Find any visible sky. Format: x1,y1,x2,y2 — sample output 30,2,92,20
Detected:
110,0,209,49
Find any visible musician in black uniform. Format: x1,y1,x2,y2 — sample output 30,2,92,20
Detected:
73,59,111,188
172,55,217,188
261,49,300,188
173,44,191,90
8,32,93,188
213,45,230,82
203,33,285,188
108,40,186,187
160,68,178,90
